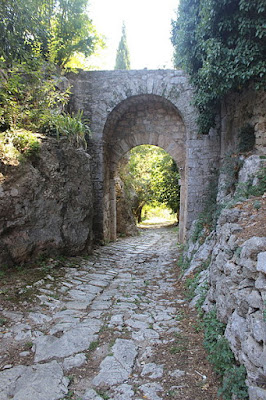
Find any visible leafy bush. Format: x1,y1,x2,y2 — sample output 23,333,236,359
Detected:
185,257,211,301
40,111,90,148
203,309,234,376
249,167,266,196
230,166,266,205
4,130,41,160
218,365,249,400
191,216,205,243
11,131,40,156
0,62,70,132
177,251,191,276
202,309,248,399
171,0,266,133
0,0,103,69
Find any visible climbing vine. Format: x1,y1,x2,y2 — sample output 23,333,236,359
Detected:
171,0,266,133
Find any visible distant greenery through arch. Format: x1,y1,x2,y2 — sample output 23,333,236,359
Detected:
119,145,180,225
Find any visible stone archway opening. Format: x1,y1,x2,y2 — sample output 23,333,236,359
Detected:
102,94,187,242
115,144,180,235
69,70,221,244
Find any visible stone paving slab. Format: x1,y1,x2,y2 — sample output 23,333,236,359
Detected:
0,228,188,400
34,321,101,362
92,339,137,386
0,361,69,400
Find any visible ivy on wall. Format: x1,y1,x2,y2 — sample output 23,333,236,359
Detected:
171,0,266,133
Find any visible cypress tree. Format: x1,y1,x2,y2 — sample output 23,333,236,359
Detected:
114,22,130,70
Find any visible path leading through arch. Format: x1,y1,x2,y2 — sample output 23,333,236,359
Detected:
68,69,221,244
0,227,219,400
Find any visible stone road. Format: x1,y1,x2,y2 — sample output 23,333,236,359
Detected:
0,227,195,400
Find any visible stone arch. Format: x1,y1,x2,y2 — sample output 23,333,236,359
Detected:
69,69,221,243
102,94,188,241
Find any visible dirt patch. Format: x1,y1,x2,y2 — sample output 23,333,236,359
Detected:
142,273,221,400
235,195,266,242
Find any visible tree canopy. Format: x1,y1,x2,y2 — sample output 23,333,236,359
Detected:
0,0,102,135
121,145,180,222
0,0,102,67
171,0,266,133
114,22,131,70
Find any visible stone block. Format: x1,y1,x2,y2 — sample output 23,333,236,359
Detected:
225,310,247,356
255,274,266,291
247,291,263,309
257,252,266,274
0,361,69,400
248,385,266,400
241,238,266,261
247,312,266,343
242,335,263,368
238,155,263,184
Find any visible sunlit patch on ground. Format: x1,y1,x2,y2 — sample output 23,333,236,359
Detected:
138,204,177,228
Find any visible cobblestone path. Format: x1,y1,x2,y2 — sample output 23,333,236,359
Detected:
0,227,218,400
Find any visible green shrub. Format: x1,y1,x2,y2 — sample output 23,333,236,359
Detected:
0,63,70,132
231,166,266,204
249,167,266,196
185,259,209,299
171,0,266,134
11,130,40,157
4,130,41,160
40,110,90,148
191,216,205,243
206,335,235,376
177,251,191,275
185,274,200,300
195,282,209,315
218,365,249,400
202,309,248,399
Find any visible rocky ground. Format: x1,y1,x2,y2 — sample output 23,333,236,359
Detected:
0,226,220,400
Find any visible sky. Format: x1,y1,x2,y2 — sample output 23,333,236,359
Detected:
88,0,179,70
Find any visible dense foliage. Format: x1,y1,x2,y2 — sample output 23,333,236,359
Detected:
0,62,69,131
0,0,102,68
203,310,248,399
121,145,180,222
114,23,131,70
0,0,100,144
171,0,266,133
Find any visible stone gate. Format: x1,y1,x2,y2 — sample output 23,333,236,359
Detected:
69,69,221,242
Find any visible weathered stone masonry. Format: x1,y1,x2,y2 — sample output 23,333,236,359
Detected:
0,138,93,265
69,69,221,242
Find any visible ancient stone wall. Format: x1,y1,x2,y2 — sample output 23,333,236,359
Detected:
115,175,138,237
221,88,266,156
182,154,266,400
69,69,221,242
205,214,266,400
0,138,93,265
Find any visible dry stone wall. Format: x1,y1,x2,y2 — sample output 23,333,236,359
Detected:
205,214,266,400
182,154,266,400
0,138,93,265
